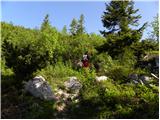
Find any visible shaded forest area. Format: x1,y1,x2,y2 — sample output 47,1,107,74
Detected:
1,1,159,119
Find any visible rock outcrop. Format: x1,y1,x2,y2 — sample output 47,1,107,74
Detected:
54,77,82,112
64,77,82,93
128,74,152,85
25,76,56,100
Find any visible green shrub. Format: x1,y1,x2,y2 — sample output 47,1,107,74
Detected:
2,40,50,80
106,65,130,83
1,59,16,90
1,18,159,119
95,51,135,83
1,59,14,77
118,47,137,68
33,62,82,89
73,79,158,119
93,53,115,74
1,23,59,80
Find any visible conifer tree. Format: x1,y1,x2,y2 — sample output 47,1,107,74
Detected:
98,0,147,58
150,14,159,42
100,1,144,36
41,14,51,31
77,14,85,35
69,18,78,35
62,25,67,35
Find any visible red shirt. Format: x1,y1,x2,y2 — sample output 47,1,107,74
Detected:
82,60,89,67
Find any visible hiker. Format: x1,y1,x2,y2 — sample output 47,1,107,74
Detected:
82,52,90,68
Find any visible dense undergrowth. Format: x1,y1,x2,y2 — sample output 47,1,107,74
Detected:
1,1,159,118
1,47,159,118
1,61,159,118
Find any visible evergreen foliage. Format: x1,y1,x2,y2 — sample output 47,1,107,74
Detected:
100,1,144,35
1,2,159,119
41,14,51,31
149,14,159,42
98,0,148,58
69,18,78,35
61,25,67,35
77,14,85,35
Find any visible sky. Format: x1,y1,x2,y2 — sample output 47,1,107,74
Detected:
1,0,159,39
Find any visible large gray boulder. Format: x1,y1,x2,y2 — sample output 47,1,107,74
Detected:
64,77,82,93
25,76,55,100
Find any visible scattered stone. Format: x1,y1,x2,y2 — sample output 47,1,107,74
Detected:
139,75,151,84
96,76,108,82
64,77,82,93
55,89,64,96
138,79,144,85
140,75,150,81
132,80,139,84
128,73,157,86
129,74,150,85
33,76,46,82
128,74,138,81
56,103,66,112
77,61,83,67
25,76,55,100
54,86,80,107
54,77,83,113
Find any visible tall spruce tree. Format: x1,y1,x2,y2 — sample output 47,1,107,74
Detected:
41,14,51,31
100,0,145,36
98,0,147,58
69,18,78,35
77,14,85,35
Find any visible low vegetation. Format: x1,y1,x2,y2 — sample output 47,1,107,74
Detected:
1,0,159,119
